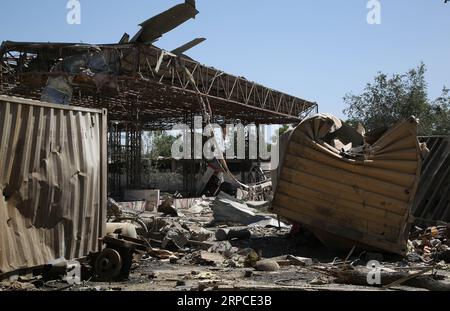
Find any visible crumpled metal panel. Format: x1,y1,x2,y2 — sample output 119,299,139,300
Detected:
272,114,422,255
0,95,107,273
130,0,199,43
413,137,450,225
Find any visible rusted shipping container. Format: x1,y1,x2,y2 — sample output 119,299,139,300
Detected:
272,114,422,255
0,95,107,273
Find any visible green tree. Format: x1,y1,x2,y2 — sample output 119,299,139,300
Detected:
267,124,292,152
147,131,180,159
276,124,291,139
430,87,450,134
343,63,435,135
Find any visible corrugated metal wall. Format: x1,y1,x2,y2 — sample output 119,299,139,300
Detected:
272,115,422,255
0,96,107,273
413,136,450,225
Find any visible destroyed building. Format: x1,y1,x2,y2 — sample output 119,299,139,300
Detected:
271,114,423,255
1,0,450,292
0,0,315,275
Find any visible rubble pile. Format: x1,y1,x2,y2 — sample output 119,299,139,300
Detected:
1,113,450,292
408,225,450,263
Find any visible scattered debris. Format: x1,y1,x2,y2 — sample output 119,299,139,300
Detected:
0,96,106,274
0,102,447,292
190,251,225,266
213,192,288,228
246,201,271,211
332,264,450,291
161,223,190,250
408,225,450,263
213,193,267,225
255,260,280,272
94,235,147,281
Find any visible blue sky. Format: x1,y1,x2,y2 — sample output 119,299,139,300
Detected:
1,0,449,118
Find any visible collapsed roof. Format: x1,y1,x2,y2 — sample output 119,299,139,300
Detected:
0,1,316,129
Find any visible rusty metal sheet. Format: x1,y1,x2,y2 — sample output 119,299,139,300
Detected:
413,136,450,225
130,0,199,43
0,95,107,273
272,114,422,255
1,41,317,126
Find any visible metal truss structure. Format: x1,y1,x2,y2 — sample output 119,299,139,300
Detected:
0,40,317,195
0,41,317,127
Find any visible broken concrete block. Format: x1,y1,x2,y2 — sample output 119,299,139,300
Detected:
286,255,313,266
190,227,213,242
212,194,269,225
244,269,253,278
255,260,280,272
236,188,249,201
208,241,237,258
213,193,289,228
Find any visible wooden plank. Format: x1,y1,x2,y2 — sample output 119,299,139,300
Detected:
279,167,409,215
276,180,404,227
